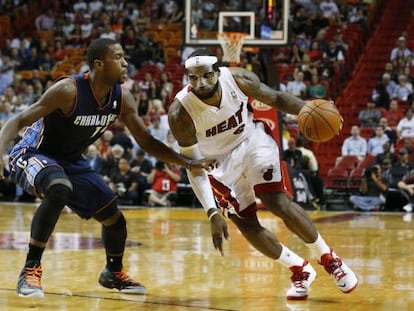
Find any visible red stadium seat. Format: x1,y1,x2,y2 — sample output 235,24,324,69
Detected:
336,155,359,172
325,167,349,189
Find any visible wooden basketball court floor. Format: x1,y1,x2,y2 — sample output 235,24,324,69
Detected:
0,203,413,311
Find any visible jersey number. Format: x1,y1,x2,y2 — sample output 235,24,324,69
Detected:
90,126,107,139
16,157,28,169
233,124,245,135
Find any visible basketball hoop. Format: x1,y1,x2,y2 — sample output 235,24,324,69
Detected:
217,32,248,66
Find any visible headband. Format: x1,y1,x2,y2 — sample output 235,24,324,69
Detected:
185,56,218,68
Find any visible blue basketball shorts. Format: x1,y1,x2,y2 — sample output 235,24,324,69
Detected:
9,149,117,219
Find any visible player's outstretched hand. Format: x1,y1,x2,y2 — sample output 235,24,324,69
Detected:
210,213,230,256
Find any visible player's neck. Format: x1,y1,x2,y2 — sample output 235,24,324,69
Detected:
89,74,112,104
203,85,222,108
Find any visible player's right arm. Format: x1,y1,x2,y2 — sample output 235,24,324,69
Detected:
229,67,306,115
0,78,76,178
168,98,230,255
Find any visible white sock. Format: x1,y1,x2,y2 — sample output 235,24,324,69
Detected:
307,233,331,258
278,244,306,268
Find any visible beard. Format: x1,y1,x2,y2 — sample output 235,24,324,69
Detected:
192,81,219,100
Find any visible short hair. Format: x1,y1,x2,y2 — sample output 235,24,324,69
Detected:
86,38,117,69
187,49,214,58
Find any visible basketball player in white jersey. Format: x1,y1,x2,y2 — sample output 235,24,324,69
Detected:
168,49,358,300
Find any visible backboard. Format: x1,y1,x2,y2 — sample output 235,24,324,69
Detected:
184,0,290,46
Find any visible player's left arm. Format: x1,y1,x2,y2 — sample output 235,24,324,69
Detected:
120,88,211,170
230,67,306,115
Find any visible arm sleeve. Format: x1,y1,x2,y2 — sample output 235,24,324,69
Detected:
180,144,217,213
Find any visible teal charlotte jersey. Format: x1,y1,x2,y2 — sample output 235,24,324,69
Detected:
11,73,122,160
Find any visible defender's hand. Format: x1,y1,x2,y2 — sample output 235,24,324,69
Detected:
187,158,217,172
210,213,230,256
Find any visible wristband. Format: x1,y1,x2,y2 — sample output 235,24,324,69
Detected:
208,211,218,220
186,160,194,170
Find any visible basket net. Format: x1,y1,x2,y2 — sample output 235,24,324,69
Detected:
217,32,248,65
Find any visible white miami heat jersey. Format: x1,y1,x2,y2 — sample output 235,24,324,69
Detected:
176,67,255,157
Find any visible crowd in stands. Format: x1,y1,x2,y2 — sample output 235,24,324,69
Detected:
331,35,414,211
0,0,412,211
0,0,189,205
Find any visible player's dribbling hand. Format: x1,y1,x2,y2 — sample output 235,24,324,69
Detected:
0,154,6,179
210,214,230,256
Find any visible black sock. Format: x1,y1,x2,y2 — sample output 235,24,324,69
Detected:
26,243,45,265
102,213,127,272
106,255,123,272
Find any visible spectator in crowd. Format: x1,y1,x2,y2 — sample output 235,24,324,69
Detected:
393,49,412,74
307,40,324,64
147,115,169,143
97,130,113,161
20,47,41,71
166,1,184,23
338,125,367,164
384,99,403,131
130,149,153,205
358,100,382,128
390,36,412,62
110,124,134,160
403,66,414,85
367,125,390,156
388,148,414,187
287,71,307,98
371,80,390,109
382,62,399,83
378,117,397,144
323,40,345,65
401,138,414,163
290,44,304,65
395,74,413,102
146,161,181,207
101,144,126,182
138,71,158,99
296,135,318,173
165,131,179,153
307,74,327,99
397,107,414,138
109,157,139,206
38,52,55,72
283,137,303,170
319,0,340,21
349,164,387,211
136,91,153,117
333,29,349,53
85,144,105,175
380,72,398,100
35,8,55,31
51,39,66,62
159,72,174,109
0,102,16,125
397,171,414,212
375,141,397,165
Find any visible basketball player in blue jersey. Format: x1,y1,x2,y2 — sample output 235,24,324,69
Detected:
168,49,358,300
0,39,213,298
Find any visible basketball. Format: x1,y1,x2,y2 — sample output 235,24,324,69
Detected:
297,99,343,142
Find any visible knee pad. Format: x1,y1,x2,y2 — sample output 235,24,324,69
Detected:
45,183,72,207
35,165,71,195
